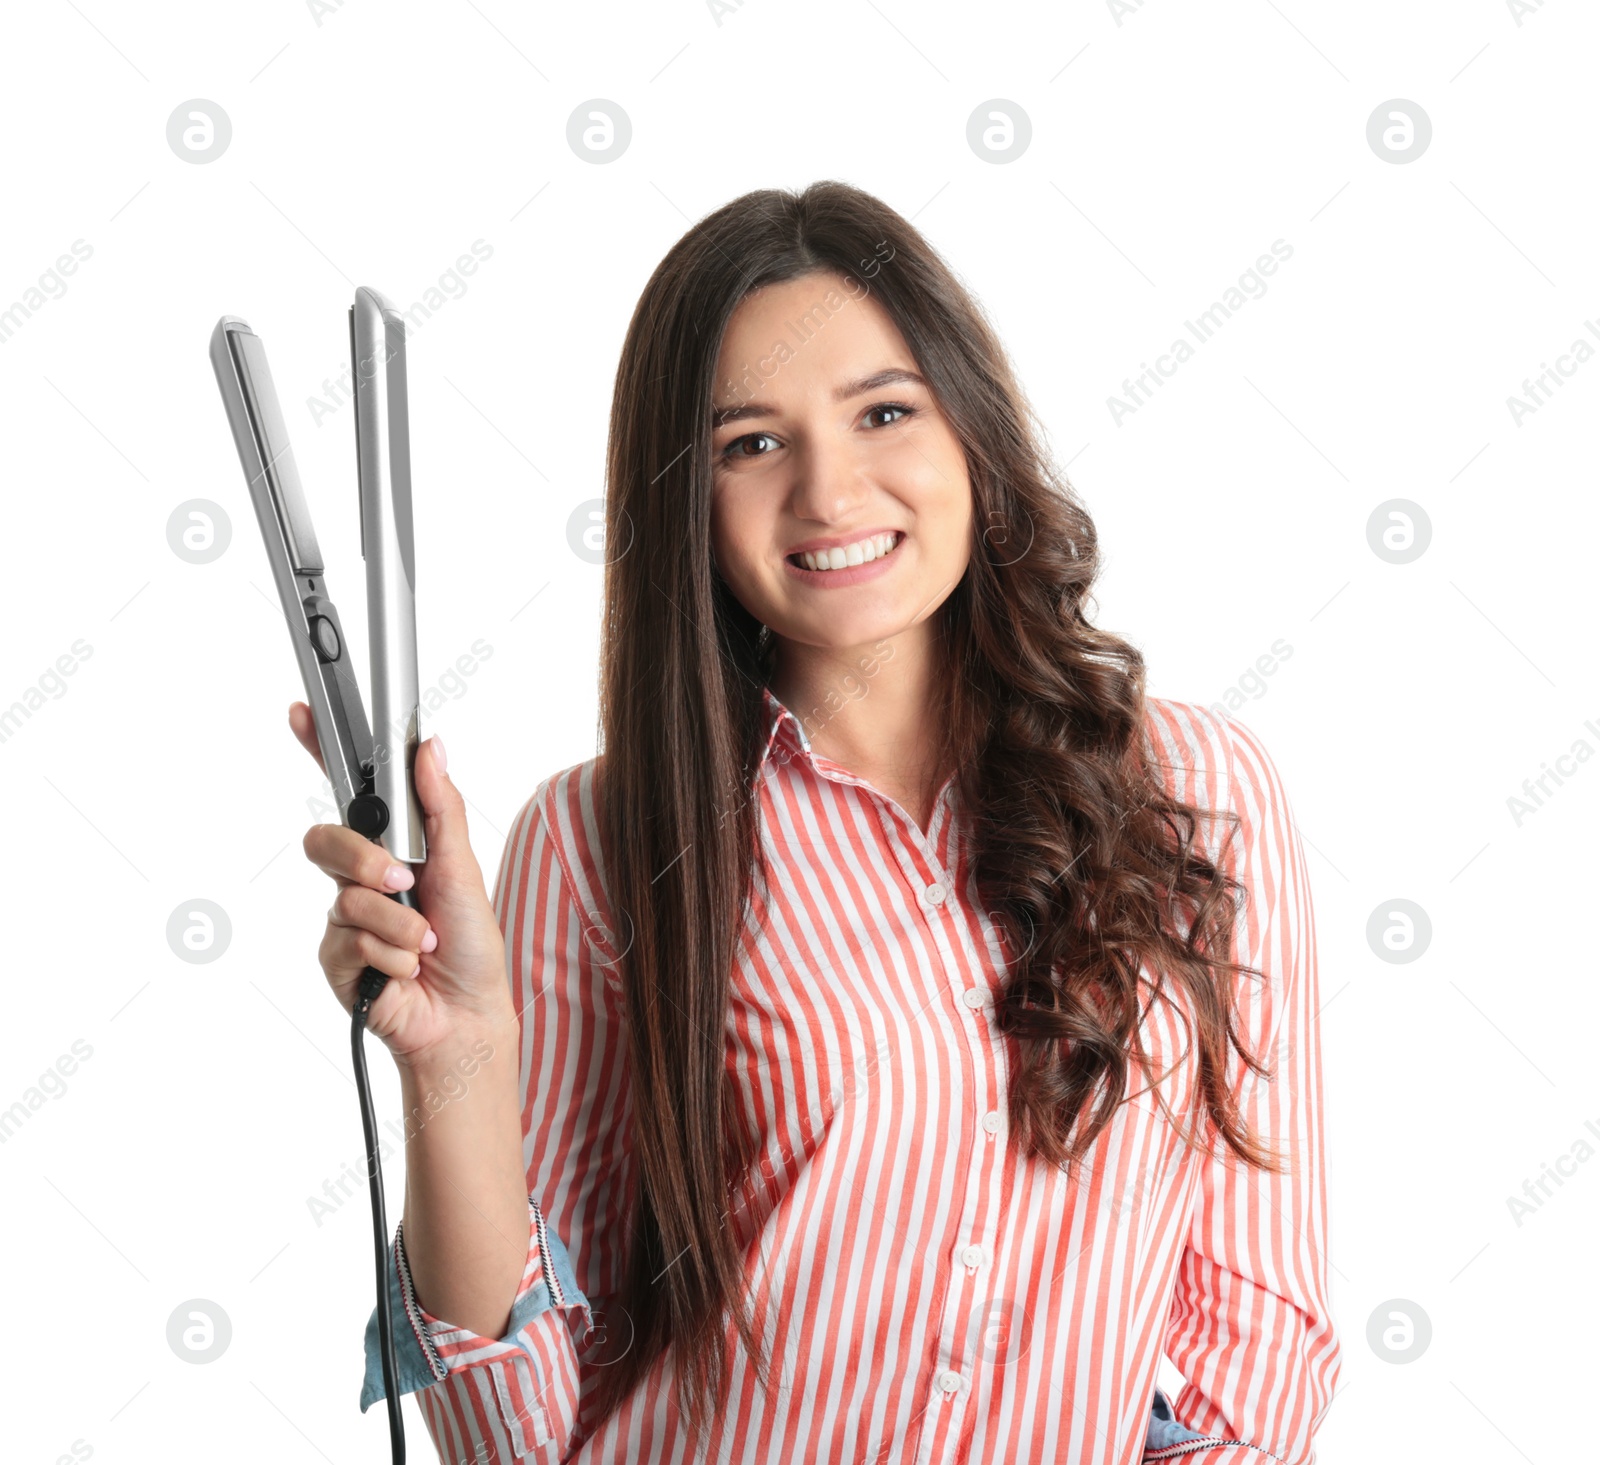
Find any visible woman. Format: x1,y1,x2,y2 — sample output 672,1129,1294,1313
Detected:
292,180,1341,1463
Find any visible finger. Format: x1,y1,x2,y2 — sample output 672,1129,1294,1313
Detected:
329,884,437,954
411,735,481,876
288,702,328,775
303,822,417,893
320,923,423,988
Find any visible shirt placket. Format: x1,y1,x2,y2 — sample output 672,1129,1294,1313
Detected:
867,776,1003,1465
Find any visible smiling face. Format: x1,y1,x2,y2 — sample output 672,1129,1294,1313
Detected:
708,271,973,662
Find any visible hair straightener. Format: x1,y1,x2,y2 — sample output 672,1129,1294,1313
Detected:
210,288,423,1464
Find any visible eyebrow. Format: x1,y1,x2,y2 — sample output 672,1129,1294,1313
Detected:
711,367,928,427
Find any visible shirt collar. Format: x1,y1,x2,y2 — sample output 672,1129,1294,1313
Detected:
758,684,813,772
756,682,962,826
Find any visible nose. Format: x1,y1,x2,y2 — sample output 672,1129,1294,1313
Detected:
786,425,874,525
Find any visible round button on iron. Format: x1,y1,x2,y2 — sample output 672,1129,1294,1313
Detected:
346,793,389,838
309,614,341,663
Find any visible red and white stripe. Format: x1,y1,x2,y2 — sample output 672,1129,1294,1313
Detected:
398,692,1341,1463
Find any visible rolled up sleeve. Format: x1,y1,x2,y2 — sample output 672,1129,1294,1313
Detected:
360,1197,592,1458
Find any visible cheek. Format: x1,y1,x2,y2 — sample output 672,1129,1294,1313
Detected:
710,489,768,584
890,425,958,486
895,435,972,540
937,506,975,578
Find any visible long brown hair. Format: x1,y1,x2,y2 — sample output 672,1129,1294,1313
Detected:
590,179,1277,1442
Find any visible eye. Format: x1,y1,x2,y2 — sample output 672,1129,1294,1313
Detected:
720,399,921,463
721,430,781,460
863,401,915,429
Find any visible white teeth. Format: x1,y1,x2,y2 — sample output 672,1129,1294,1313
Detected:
797,532,899,573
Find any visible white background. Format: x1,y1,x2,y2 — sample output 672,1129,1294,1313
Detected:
1,1,1594,1461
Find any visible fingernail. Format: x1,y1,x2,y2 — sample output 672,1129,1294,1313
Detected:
409,961,421,978
431,735,448,775
420,928,438,953
384,864,415,891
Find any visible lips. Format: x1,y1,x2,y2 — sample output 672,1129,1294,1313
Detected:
786,530,903,573
781,530,906,588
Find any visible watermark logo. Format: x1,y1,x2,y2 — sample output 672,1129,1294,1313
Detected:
966,101,1032,164
1366,100,1431,164
1365,499,1430,564
567,101,631,163
166,900,233,965
166,1299,232,1363
969,1292,1035,1362
1366,1298,1431,1362
1364,898,1432,965
166,100,232,164
166,500,232,564
567,499,629,564
577,1296,636,1367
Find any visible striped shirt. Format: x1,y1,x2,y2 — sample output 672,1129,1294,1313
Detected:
371,689,1341,1463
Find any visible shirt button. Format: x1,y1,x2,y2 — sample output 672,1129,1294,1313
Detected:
962,987,987,1009
938,1369,963,1394
960,1243,985,1268
981,1110,1003,1134
924,882,947,906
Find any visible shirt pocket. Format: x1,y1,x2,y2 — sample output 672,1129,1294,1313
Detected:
489,1351,553,1455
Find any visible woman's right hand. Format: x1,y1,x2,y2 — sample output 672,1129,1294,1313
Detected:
289,703,516,1062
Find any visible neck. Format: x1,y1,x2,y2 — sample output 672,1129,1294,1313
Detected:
768,619,951,831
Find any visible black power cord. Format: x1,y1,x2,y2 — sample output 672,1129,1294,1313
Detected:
351,886,418,1465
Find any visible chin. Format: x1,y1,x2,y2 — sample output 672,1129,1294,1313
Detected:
790,610,909,649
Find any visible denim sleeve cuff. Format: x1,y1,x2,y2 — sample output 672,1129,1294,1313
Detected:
1143,1388,1288,1462
359,1199,592,1415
